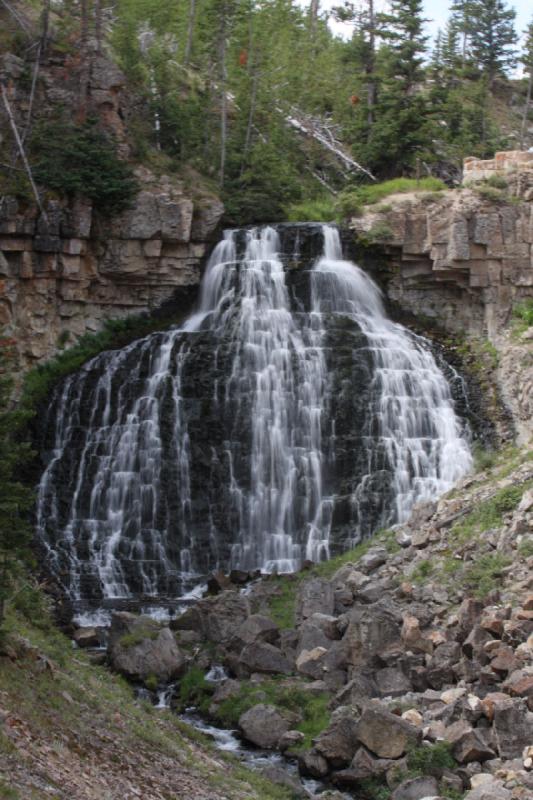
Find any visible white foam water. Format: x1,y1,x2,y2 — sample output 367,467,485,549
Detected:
36,224,471,603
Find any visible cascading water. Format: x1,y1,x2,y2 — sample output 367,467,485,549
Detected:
36,224,472,608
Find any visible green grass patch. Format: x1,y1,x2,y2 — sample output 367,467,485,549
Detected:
451,483,528,545
410,558,434,584
336,177,446,218
118,624,159,649
285,196,336,222
512,299,533,337
463,553,512,598
267,530,395,629
178,666,214,712
215,679,330,750
518,539,533,558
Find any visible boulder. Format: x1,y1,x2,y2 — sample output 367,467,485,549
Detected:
298,749,329,778
356,707,421,759
239,642,292,676
107,612,185,683
314,714,360,768
391,776,439,800
278,729,305,753
239,704,291,749
73,626,101,648
445,721,495,764
375,667,413,698
260,765,310,799
349,746,395,779
230,614,280,651
358,547,388,574
306,613,341,640
296,646,328,679
493,699,533,759
172,591,250,645
296,578,335,623
343,601,402,667
296,623,331,656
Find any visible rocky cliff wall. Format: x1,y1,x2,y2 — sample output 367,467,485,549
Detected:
0,170,223,369
0,42,223,372
350,172,533,444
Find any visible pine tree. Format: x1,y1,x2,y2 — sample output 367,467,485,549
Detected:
468,0,517,84
520,17,533,148
0,338,34,626
361,0,431,174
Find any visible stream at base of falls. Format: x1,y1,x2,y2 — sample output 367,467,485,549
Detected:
135,674,346,800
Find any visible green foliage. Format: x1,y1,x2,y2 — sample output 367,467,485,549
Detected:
215,679,330,750
118,626,159,649
518,538,533,558
366,222,394,242
512,299,533,337
485,174,508,189
473,444,498,472
473,183,507,203
357,778,392,800
31,119,138,214
407,741,456,775
410,559,434,584
463,552,512,598
178,666,214,712
285,197,336,222
0,338,34,627
21,314,181,411
451,483,527,544
337,178,446,219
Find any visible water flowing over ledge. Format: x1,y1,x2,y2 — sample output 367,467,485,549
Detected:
36,223,472,607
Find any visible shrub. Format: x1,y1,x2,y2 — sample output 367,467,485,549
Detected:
407,741,456,775
31,119,138,215
512,299,533,337
485,174,508,189
178,666,213,712
463,553,511,598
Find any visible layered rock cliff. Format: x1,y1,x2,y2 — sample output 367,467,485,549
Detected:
0,32,223,373
350,168,533,444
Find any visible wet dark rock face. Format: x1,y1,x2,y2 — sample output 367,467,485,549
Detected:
35,223,472,607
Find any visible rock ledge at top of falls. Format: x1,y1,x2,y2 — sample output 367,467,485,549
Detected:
349,169,533,343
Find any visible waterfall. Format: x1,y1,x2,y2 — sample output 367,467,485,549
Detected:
36,224,472,606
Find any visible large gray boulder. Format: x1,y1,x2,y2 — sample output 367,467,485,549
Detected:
493,699,533,759
239,704,291,749
356,707,422,759
314,714,360,768
342,601,402,667
239,642,292,675
391,775,439,800
230,614,279,651
171,590,250,645
108,612,185,683
296,578,335,623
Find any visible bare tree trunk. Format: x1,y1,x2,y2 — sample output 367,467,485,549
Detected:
520,70,532,150
243,71,258,159
366,0,376,130
78,0,91,122
1,82,46,219
309,0,319,35
41,0,50,54
184,0,196,65
94,0,102,54
219,7,228,188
